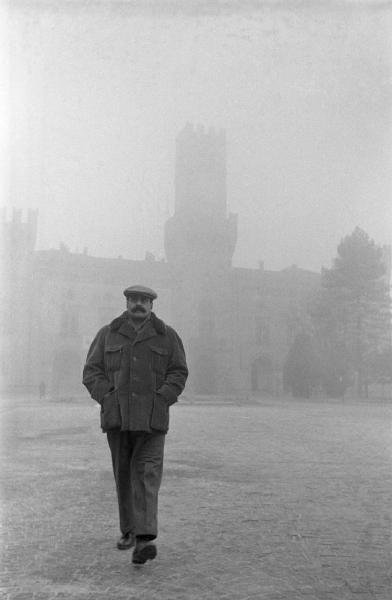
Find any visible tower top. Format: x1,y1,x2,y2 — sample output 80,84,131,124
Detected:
178,122,226,143
2,207,38,257
165,124,237,269
175,122,227,218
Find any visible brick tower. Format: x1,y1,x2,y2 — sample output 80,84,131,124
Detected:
1,208,38,389
164,124,238,393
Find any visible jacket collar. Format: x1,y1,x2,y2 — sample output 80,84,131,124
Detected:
109,311,166,341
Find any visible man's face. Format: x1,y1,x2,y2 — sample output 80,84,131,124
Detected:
126,294,153,321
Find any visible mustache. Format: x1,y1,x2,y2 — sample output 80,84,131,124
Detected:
131,306,146,312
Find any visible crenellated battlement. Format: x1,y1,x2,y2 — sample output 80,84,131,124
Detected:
1,207,38,258
177,122,226,144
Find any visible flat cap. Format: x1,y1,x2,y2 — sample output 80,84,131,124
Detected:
123,285,157,300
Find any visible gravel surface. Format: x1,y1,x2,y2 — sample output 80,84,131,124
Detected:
1,394,391,599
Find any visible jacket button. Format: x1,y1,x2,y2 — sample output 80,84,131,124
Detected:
133,357,137,362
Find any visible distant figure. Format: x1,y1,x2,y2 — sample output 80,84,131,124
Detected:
82,285,188,565
38,381,46,399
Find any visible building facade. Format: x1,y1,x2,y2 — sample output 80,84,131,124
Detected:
1,124,320,397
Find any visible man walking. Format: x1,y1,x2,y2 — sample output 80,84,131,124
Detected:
83,285,188,564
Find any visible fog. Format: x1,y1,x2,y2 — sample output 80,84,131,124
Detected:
2,0,391,272
1,7,392,595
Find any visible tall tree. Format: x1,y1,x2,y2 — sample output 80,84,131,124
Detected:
311,227,391,397
283,332,320,398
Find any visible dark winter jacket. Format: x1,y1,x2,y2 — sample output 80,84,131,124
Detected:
82,312,188,433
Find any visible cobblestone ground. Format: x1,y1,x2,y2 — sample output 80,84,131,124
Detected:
0,393,391,600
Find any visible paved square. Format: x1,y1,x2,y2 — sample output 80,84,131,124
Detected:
1,394,391,599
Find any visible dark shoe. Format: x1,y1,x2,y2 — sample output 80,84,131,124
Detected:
132,541,157,564
116,532,135,550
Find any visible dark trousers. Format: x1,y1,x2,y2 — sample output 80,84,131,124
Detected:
107,430,165,539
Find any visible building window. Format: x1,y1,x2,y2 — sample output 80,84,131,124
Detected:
255,319,270,345
198,298,215,337
286,321,296,346
60,305,79,336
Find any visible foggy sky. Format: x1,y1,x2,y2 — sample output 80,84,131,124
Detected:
2,1,392,272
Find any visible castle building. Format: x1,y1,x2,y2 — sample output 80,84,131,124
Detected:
1,124,320,397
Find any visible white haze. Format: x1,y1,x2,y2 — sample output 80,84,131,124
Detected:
2,1,392,272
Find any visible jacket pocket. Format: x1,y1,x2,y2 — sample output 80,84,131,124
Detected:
150,345,169,373
105,345,123,372
150,393,169,432
100,390,121,431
